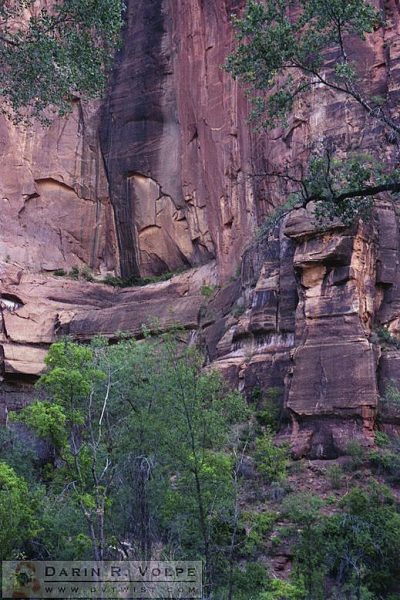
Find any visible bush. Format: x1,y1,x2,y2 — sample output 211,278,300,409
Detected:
376,327,400,349
240,510,276,555
344,440,365,471
379,383,400,419
267,481,291,503
201,284,216,297
375,431,390,447
80,266,94,282
102,270,185,288
260,579,305,600
224,563,269,600
254,431,289,483
326,464,344,490
102,274,126,287
369,449,400,483
254,387,284,432
68,266,80,280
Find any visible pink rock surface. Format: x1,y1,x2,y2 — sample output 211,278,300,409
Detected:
2,0,400,454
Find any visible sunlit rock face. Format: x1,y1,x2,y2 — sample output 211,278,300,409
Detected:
0,102,118,275
2,0,400,454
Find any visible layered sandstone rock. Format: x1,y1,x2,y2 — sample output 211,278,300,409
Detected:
2,0,400,453
0,259,218,418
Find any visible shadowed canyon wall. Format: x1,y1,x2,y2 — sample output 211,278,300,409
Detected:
100,0,258,279
2,0,400,456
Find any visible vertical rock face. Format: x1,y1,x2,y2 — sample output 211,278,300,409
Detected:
100,0,258,278
2,0,400,453
0,103,117,274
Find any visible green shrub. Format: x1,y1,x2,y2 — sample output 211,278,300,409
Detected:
68,266,80,280
376,327,400,349
288,459,306,475
102,270,185,288
80,266,94,282
254,430,289,483
102,274,126,287
345,440,365,471
224,563,269,600
254,387,283,432
267,481,291,503
326,464,344,490
240,510,276,555
375,431,390,447
260,579,305,600
53,268,67,277
379,383,400,418
201,284,216,297
369,449,400,483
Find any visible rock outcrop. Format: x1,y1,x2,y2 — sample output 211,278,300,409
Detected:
100,0,258,279
2,0,400,453
0,101,117,275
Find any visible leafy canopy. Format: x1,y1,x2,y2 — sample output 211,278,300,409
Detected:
0,461,41,559
227,1,400,229
0,0,125,122
227,0,380,129
15,335,249,580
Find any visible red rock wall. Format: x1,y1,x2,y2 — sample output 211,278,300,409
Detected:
100,0,260,279
0,102,118,274
2,0,400,454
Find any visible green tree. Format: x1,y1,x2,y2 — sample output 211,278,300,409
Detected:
17,339,114,561
113,336,248,592
282,493,326,600
227,1,400,227
227,0,382,130
260,579,305,600
326,484,400,598
0,461,40,559
280,484,400,599
254,428,289,483
15,334,249,597
0,0,124,122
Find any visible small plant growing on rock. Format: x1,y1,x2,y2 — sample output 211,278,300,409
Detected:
80,266,94,282
68,266,80,280
375,431,390,448
345,440,365,472
201,284,216,297
326,464,344,490
376,327,400,350
380,383,400,413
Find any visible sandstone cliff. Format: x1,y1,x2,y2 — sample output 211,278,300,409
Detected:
2,0,400,457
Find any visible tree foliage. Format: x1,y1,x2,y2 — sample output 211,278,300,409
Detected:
0,0,125,122
227,0,381,129
0,461,40,559
13,335,249,594
227,0,400,228
281,485,400,599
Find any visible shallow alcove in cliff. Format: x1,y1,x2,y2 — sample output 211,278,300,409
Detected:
0,293,24,313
